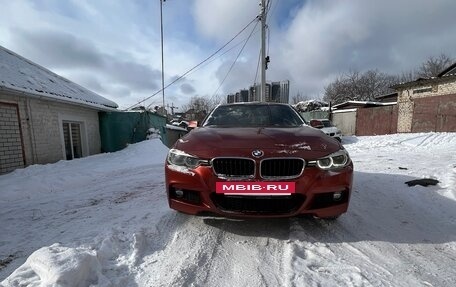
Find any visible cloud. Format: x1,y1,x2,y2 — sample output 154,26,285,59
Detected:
193,0,258,43
215,59,257,94
11,28,104,69
1,0,455,109
180,83,196,95
10,28,161,95
272,0,456,97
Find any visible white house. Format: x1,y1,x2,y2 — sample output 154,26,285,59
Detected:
0,45,118,174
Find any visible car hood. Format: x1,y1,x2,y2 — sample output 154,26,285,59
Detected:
174,127,341,158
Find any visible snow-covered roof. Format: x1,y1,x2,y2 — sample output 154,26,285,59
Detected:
391,62,456,90
437,62,456,77
293,99,328,112
332,108,358,113
165,124,187,131
332,101,396,110
0,45,118,110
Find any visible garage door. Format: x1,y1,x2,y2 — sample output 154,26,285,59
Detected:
0,102,25,174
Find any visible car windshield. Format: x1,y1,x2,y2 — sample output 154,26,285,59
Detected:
203,104,305,127
321,120,333,127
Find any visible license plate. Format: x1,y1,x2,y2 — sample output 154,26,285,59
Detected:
216,182,295,195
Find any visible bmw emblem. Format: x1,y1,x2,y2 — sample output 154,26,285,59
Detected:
252,150,264,158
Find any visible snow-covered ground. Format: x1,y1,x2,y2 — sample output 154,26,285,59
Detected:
1,133,456,286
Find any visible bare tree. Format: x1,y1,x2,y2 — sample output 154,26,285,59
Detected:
210,94,226,107
180,95,226,121
182,96,210,114
291,92,310,104
416,53,453,78
397,70,416,83
323,69,396,104
323,53,454,105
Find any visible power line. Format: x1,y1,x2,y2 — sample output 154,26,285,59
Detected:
267,0,279,23
124,16,259,110
185,27,260,78
267,0,272,12
211,19,259,100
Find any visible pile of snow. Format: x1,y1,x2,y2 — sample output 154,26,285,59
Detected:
1,133,456,286
293,99,328,112
146,128,161,140
6,244,109,286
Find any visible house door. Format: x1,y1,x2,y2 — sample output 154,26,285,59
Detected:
62,122,83,160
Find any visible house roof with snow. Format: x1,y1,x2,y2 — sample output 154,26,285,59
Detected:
0,45,118,110
332,100,396,110
391,62,456,90
437,62,456,77
293,99,328,112
375,92,398,103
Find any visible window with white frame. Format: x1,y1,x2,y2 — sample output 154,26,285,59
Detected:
62,121,83,160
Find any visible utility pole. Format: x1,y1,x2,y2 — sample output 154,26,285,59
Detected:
160,0,166,114
260,0,267,102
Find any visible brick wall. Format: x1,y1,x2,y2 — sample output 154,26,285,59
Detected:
0,92,102,170
0,103,25,174
397,78,456,132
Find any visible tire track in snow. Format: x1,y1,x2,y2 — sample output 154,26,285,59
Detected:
195,218,288,287
137,215,220,286
138,216,291,286
198,218,291,287
283,218,396,287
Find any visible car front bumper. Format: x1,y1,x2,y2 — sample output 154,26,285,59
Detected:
165,163,353,218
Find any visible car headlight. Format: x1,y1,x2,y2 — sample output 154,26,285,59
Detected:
316,149,351,170
167,149,208,169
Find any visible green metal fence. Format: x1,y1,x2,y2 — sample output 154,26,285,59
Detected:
99,111,167,152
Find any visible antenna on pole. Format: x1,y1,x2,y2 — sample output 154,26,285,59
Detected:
260,0,267,102
167,103,178,115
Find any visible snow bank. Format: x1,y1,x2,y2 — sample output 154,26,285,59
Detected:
4,244,109,287
0,139,168,202
343,132,456,200
1,133,456,286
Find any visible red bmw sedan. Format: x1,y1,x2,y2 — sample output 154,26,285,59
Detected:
165,103,353,219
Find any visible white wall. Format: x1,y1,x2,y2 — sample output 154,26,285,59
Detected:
0,92,101,166
332,110,357,136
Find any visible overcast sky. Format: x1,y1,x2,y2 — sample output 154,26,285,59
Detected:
0,0,455,110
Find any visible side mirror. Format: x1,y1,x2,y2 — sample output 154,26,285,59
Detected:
309,120,324,129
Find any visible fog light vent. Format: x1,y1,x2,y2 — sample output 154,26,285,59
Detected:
309,190,349,210
170,188,201,204
175,189,184,198
333,191,342,201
